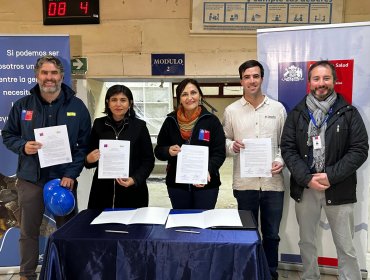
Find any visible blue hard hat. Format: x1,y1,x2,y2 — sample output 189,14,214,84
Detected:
43,179,75,216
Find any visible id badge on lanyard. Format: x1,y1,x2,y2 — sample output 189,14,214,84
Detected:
312,136,322,149
308,108,332,150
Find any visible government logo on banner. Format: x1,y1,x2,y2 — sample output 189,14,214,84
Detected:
278,59,354,113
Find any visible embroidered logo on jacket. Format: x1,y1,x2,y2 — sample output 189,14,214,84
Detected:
67,112,76,116
198,129,210,142
21,110,33,121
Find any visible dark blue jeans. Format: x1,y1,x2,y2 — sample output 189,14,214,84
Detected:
233,190,284,278
167,187,219,209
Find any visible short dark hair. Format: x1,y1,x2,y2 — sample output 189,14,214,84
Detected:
238,60,264,79
308,60,337,82
34,55,64,75
103,84,136,118
175,78,204,109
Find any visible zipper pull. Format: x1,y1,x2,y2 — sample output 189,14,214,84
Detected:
337,125,340,133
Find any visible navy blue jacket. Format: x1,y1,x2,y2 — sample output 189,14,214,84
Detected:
154,106,226,190
2,83,91,183
281,94,368,205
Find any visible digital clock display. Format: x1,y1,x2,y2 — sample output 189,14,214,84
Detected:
43,0,99,25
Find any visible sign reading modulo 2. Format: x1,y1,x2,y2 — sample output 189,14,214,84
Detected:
43,0,100,25
151,54,185,76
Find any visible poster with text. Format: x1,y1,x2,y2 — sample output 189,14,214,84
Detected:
0,35,70,269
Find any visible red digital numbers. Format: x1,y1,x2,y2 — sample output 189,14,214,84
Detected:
80,2,89,14
47,1,89,17
48,2,67,16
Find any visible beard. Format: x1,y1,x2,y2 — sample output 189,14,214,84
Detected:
310,86,334,101
39,81,62,95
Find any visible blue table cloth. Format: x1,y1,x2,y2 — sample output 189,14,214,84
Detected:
40,209,271,280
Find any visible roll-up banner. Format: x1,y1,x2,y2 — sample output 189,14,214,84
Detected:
257,22,370,276
0,35,70,270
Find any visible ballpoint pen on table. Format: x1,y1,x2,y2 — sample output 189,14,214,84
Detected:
175,229,200,234
105,229,129,234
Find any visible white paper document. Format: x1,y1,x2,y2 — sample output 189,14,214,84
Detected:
34,125,72,168
240,138,272,178
165,209,242,229
175,145,208,184
98,140,130,179
90,207,171,225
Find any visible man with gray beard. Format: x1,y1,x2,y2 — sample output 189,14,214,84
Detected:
2,55,91,280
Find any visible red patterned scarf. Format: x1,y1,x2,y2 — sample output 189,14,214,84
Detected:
176,106,202,140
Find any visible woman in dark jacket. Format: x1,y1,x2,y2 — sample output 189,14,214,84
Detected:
85,84,155,209
154,78,226,209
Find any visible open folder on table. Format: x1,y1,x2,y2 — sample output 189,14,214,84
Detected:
90,207,171,225
212,210,257,230
165,209,256,229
